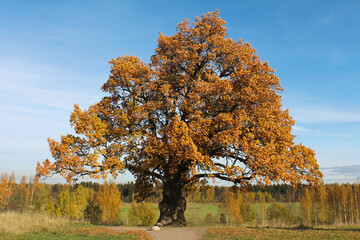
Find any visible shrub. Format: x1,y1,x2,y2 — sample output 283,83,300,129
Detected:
267,202,296,225
204,213,214,225
128,202,156,226
228,192,256,224
220,213,227,225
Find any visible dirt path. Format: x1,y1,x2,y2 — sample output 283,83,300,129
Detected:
148,227,208,240
110,226,208,240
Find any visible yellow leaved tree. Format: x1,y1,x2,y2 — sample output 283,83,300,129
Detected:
96,181,121,225
0,173,15,209
36,11,322,226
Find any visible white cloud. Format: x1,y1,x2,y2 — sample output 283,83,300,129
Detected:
1,81,96,110
292,125,312,132
0,58,104,129
0,150,23,156
321,165,360,183
292,124,349,138
291,106,360,123
0,57,105,179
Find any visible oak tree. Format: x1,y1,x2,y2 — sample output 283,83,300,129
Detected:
36,11,322,226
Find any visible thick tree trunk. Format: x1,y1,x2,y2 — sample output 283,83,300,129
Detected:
156,179,187,226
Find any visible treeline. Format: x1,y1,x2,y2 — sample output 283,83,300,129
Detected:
218,184,360,226
1,172,360,226
0,173,160,226
0,173,124,225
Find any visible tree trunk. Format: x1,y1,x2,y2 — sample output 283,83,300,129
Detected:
156,178,187,226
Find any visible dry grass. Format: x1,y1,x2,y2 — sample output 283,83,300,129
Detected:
0,211,70,234
74,227,151,239
203,226,360,240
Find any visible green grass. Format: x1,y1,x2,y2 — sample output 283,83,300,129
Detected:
186,203,222,226
120,202,222,226
202,226,360,240
119,201,305,227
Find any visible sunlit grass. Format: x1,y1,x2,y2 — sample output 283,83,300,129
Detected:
203,226,360,240
0,211,151,239
0,211,70,234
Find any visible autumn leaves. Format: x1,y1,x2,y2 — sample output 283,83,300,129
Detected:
36,11,322,225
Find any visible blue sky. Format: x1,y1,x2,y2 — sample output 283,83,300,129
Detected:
1,0,359,183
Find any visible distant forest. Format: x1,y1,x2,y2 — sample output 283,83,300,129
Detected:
1,172,359,226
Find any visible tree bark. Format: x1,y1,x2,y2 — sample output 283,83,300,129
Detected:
156,178,187,226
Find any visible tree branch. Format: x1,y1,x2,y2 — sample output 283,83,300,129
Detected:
126,162,164,181
190,173,252,184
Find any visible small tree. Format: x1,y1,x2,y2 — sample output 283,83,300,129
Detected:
8,176,28,212
301,188,313,225
0,173,15,210
203,213,214,225
72,185,89,219
33,184,51,212
56,188,77,218
84,188,102,224
220,213,227,225
315,184,329,225
96,181,122,225
257,191,267,225
128,202,157,226
228,191,256,224
267,202,296,225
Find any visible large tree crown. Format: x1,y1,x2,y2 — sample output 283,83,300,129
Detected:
36,11,322,189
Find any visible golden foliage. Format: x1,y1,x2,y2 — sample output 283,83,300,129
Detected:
36,11,322,191
128,201,157,226
0,173,15,209
96,181,122,225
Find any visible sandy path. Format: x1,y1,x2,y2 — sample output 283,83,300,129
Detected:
110,226,208,240
148,227,208,240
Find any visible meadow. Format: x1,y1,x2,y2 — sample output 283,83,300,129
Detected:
3,210,360,240
0,211,150,240
118,202,222,226
2,175,360,239
203,226,360,240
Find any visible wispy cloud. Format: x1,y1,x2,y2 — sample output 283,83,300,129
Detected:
0,58,103,123
322,165,360,182
292,124,348,137
0,150,24,156
0,58,102,167
291,106,360,123
292,125,312,133
1,81,96,111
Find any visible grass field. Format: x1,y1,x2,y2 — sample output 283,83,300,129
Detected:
119,202,302,226
119,202,221,226
202,226,360,240
0,212,150,240
2,210,360,240
186,203,222,226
